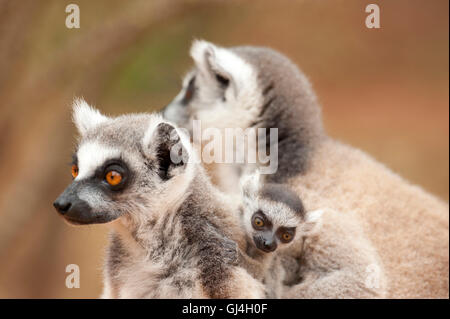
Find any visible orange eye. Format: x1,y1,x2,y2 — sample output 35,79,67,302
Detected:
253,217,264,228
106,170,122,186
71,164,79,178
282,233,292,242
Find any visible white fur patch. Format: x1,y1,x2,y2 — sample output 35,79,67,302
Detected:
190,40,263,130
258,198,301,228
240,169,261,199
190,40,254,91
76,141,120,180
301,208,324,235
306,209,324,223
141,113,165,160
72,98,109,135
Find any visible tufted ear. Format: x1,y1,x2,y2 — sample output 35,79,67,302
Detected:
72,98,109,136
143,121,190,181
240,170,261,200
190,39,239,95
301,209,324,235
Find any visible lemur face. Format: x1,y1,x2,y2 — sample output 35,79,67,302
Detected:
240,172,323,254
163,40,263,133
53,99,191,225
250,208,297,253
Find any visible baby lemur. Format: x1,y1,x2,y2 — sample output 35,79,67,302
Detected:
53,99,264,298
239,172,322,298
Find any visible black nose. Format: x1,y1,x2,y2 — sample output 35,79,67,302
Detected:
53,200,72,214
263,240,277,252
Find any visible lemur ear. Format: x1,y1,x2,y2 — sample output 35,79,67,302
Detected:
301,209,324,235
72,98,109,135
143,121,189,180
240,170,261,199
190,39,238,94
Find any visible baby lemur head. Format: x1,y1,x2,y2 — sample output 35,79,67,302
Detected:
53,98,193,226
240,172,322,254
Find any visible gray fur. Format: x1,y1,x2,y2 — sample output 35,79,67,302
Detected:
105,174,243,298
163,41,388,298
163,44,325,184
55,104,264,298
260,183,305,217
231,46,324,183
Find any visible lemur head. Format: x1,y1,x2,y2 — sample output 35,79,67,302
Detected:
53,98,193,226
240,172,322,253
163,39,263,132
163,40,322,136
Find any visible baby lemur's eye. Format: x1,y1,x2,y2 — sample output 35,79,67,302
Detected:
281,233,292,242
71,164,79,179
253,217,264,228
278,228,296,243
105,170,122,186
252,210,269,230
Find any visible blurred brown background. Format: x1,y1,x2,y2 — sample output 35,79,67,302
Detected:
0,0,448,298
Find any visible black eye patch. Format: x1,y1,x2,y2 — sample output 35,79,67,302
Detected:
251,210,273,230
90,158,131,192
276,227,296,243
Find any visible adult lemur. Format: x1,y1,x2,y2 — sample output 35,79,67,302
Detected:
163,40,449,298
53,99,264,298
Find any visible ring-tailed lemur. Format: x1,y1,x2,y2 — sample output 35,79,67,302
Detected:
53,99,265,298
163,40,322,191
238,171,323,298
160,40,426,298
